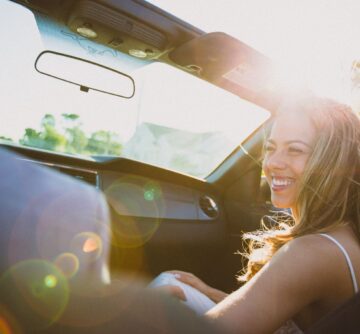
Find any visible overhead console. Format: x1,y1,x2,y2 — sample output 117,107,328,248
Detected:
67,0,169,60
14,0,203,61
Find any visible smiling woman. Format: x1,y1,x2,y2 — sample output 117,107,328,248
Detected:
163,96,360,333
210,96,360,333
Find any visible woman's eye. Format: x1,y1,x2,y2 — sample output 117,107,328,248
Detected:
288,147,303,154
264,145,275,152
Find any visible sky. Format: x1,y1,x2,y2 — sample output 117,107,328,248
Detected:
150,0,360,103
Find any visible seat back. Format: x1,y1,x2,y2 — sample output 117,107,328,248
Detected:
306,292,360,333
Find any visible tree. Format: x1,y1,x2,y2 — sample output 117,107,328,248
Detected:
87,130,122,155
62,114,88,154
0,136,13,142
18,113,123,157
20,114,66,151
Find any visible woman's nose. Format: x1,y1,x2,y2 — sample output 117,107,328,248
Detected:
265,150,287,170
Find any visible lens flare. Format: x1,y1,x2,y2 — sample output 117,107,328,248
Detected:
70,232,103,262
105,177,165,248
54,253,80,278
44,275,57,288
7,188,108,266
143,181,162,202
0,259,69,330
143,189,155,201
83,237,99,253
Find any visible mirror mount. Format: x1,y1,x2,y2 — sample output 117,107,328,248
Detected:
80,85,89,93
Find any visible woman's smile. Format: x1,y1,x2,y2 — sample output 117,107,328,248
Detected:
271,176,296,192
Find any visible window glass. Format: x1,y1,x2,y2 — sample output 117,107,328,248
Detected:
0,0,269,178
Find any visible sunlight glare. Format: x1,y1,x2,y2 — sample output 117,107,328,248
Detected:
150,0,360,103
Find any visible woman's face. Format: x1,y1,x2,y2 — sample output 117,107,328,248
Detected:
263,111,317,213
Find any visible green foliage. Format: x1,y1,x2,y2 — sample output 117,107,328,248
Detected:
62,113,80,121
87,130,122,155
65,127,88,154
0,135,13,142
18,113,122,156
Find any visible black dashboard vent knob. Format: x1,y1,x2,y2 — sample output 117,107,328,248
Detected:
199,195,219,218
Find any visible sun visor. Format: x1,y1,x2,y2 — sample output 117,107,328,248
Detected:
169,32,272,91
169,32,282,110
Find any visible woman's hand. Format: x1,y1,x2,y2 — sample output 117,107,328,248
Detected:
153,284,187,301
166,270,228,303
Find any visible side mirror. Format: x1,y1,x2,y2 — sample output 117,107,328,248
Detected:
35,50,135,98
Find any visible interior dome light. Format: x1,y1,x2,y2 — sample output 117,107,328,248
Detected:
129,49,147,58
76,24,97,39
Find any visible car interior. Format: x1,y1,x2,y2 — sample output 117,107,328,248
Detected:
1,0,359,333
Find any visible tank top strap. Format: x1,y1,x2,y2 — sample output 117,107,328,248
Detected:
319,233,359,294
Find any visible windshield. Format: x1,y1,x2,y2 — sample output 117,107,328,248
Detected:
1,0,269,178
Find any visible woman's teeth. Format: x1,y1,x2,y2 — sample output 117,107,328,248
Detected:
272,177,294,187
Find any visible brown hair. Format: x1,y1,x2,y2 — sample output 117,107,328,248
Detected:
239,96,360,282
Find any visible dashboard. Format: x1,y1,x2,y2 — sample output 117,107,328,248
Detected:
4,144,223,226
21,157,220,222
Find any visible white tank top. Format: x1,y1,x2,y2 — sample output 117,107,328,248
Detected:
274,233,359,334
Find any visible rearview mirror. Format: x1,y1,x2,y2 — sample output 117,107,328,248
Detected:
35,50,135,98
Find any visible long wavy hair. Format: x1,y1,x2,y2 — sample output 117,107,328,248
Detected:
239,96,360,282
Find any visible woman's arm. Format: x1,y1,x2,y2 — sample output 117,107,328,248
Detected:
206,235,338,333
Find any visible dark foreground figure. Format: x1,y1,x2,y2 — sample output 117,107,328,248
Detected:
0,148,219,334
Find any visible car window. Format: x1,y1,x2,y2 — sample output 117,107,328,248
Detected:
1,0,269,178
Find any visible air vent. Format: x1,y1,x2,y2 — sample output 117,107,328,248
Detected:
199,195,219,218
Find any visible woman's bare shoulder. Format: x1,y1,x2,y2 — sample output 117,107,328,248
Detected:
282,226,360,264
277,230,357,258
274,234,337,264
268,234,343,292
272,230,359,296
